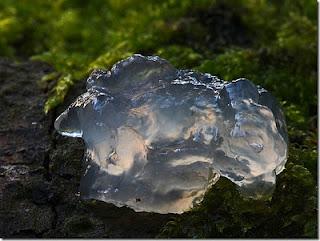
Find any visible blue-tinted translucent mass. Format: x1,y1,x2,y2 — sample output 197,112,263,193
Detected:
55,54,288,214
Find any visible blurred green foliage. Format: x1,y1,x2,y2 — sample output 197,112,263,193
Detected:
0,0,317,238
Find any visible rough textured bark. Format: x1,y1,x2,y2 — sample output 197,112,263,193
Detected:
0,58,175,238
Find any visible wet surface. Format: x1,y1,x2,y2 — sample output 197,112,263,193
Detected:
54,55,287,214
0,58,175,238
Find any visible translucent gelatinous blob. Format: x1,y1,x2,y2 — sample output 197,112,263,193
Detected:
55,54,288,214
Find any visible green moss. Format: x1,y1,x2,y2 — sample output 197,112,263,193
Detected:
156,45,203,69
1,0,316,113
196,49,259,81
159,163,317,238
0,0,317,238
44,74,73,113
160,3,316,236
37,72,60,91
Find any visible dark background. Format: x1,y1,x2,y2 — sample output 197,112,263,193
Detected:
0,0,317,238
